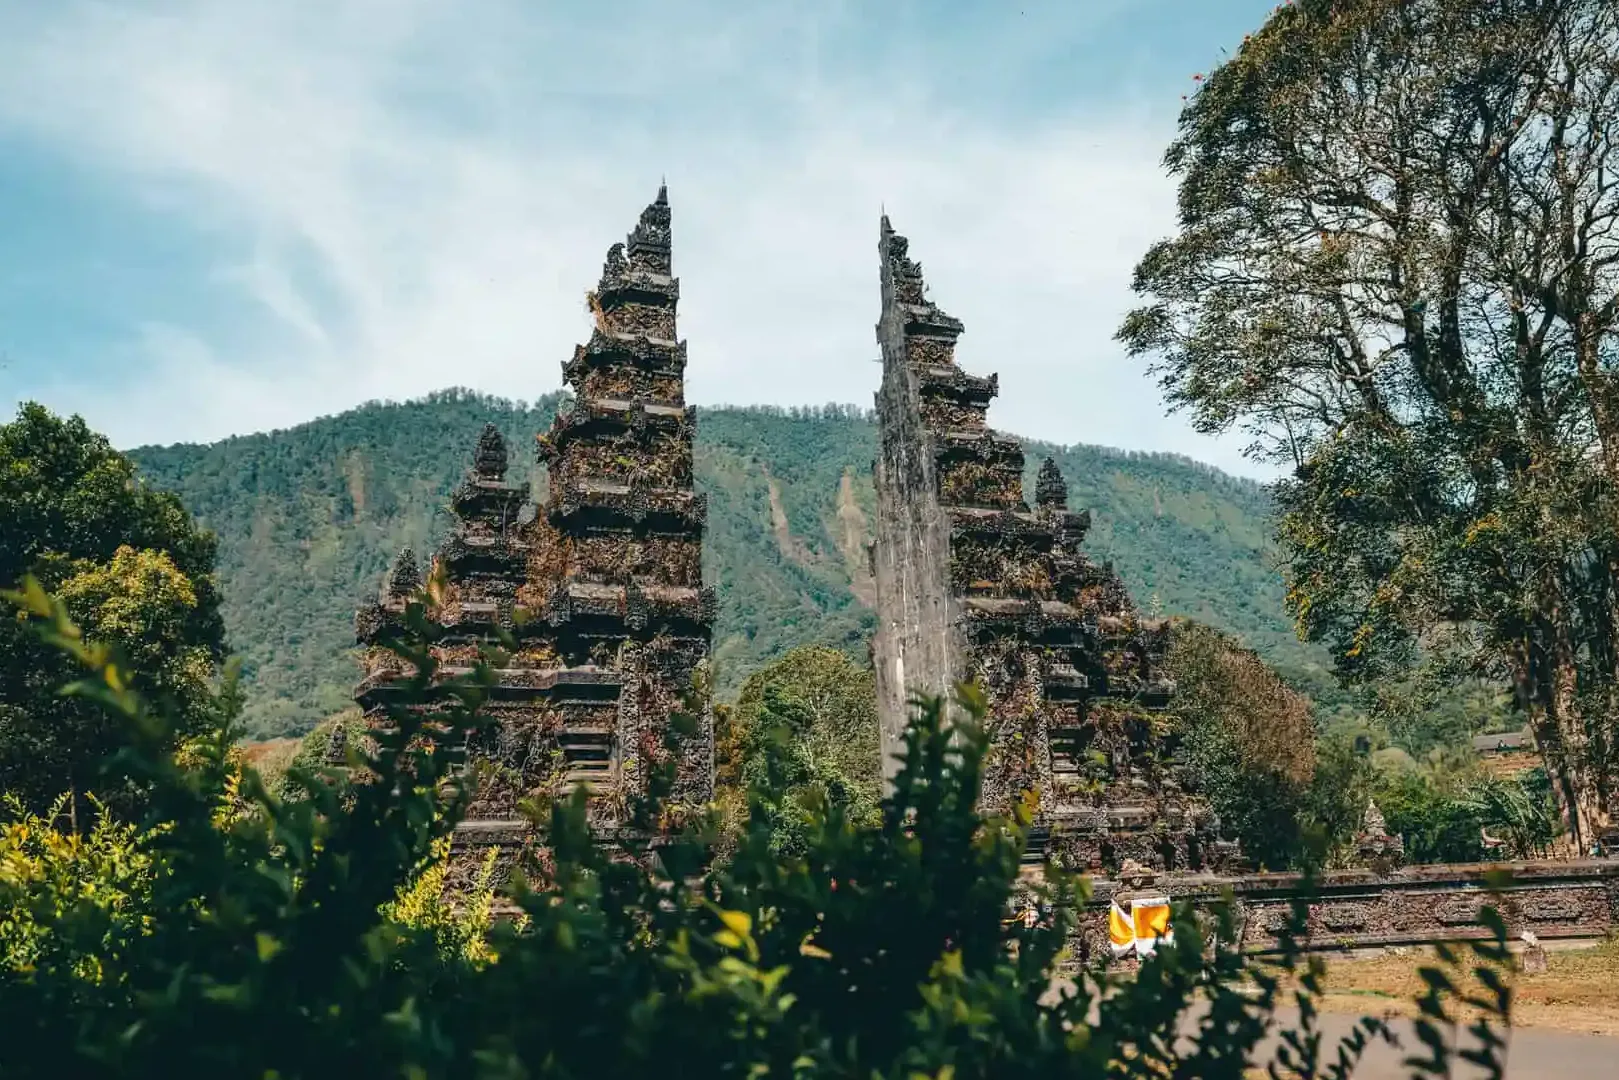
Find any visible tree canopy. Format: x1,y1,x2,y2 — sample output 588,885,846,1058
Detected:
718,646,883,855
1120,0,1619,848
0,404,226,814
1165,620,1328,867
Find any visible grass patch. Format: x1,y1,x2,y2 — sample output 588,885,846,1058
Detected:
1301,938,1619,1035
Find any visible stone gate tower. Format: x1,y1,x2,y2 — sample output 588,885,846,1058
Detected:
869,216,1228,874
354,187,714,882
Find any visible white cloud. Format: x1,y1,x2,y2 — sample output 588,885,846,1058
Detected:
0,0,1267,477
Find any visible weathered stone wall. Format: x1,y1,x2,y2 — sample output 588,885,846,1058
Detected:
870,218,967,782
1062,860,1619,963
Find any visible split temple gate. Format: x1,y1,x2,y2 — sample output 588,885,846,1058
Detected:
350,191,1618,950
869,215,1231,875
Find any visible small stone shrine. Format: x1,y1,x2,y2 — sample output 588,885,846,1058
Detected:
1355,798,1405,873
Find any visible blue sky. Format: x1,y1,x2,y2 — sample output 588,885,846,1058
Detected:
0,0,1279,476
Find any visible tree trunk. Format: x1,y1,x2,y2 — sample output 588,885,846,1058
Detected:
1514,573,1611,856
1532,626,1610,855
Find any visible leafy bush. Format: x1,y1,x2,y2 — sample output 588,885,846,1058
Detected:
0,576,1513,1078
1299,734,1377,867
1377,768,1488,865
1374,759,1563,865
0,793,154,988
1167,622,1318,867
263,709,366,801
1166,621,1374,868
382,836,504,967
1468,768,1561,860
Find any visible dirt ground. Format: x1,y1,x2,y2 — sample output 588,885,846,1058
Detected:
1303,939,1619,1036
240,736,300,765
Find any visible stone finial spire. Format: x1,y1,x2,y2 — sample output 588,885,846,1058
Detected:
1363,797,1388,836
627,184,672,270
387,546,422,599
474,423,508,480
879,216,927,306
1035,457,1068,510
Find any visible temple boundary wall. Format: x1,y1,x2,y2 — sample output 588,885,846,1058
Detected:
1058,860,1619,960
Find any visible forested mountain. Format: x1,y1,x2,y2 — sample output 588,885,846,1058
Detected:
129,389,1336,738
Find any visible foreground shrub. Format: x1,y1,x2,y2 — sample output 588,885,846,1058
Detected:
0,793,154,988
0,577,1513,1078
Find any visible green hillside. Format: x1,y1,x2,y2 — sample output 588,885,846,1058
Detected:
128,389,1336,738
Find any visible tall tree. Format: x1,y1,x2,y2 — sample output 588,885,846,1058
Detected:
0,404,226,814
1165,621,1320,868
1119,0,1619,849
718,646,882,854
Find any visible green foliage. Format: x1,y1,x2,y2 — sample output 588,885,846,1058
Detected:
1364,679,1519,759
697,405,881,687
720,646,882,855
1376,767,1489,866
0,574,493,1075
1165,621,1382,869
1373,757,1563,865
1469,767,1562,860
264,709,364,801
1161,621,1539,868
0,575,1515,1078
1297,735,1377,869
0,793,154,987
1165,621,1317,869
0,403,226,814
1119,0,1619,844
128,391,1347,738
381,836,504,967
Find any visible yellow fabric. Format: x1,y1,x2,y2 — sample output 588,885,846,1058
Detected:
1131,896,1173,956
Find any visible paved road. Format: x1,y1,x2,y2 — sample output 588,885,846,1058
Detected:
1046,981,1616,1076
1256,1011,1617,1079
